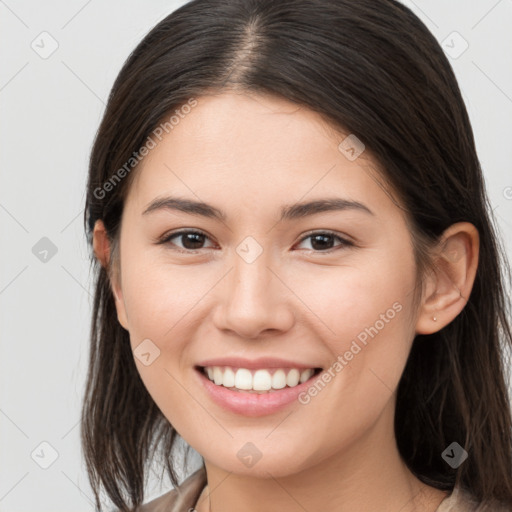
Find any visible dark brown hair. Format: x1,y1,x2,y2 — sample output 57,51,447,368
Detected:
82,0,512,510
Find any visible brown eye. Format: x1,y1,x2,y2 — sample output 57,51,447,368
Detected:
160,230,214,251
296,231,353,252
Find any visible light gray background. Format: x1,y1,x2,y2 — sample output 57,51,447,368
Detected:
1,1,511,511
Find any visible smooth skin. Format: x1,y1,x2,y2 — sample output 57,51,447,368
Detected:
93,92,479,512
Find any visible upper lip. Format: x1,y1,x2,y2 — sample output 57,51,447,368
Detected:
196,357,322,370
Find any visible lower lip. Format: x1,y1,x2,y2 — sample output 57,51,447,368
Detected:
195,368,321,417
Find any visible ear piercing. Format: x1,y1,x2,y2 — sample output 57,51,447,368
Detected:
433,316,437,321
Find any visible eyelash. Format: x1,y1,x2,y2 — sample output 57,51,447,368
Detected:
157,229,354,254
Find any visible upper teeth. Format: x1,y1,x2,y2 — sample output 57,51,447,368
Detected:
204,366,316,391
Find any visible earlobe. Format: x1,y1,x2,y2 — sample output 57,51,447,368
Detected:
92,219,129,330
415,222,479,335
111,285,129,331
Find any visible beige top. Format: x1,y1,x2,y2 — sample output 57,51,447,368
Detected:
135,467,509,511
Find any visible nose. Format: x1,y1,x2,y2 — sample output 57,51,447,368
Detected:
212,250,295,340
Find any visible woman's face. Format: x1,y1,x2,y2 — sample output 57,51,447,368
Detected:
110,92,422,477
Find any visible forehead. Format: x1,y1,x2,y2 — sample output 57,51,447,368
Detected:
125,92,398,219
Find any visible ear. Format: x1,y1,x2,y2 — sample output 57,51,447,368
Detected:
92,220,129,330
415,222,479,334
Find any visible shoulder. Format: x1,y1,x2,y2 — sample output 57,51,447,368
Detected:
135,467,207,512
436,485,510,512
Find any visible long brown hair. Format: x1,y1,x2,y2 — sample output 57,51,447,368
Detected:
81,1,512,510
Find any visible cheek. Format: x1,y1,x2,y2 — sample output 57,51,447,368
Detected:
289,250,416,345
281,254,417,442
119,256,205,429
287,244,417,401
120,252,212,342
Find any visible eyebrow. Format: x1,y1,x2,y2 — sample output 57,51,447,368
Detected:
142,196,374,221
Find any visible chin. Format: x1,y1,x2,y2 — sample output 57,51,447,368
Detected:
204,444,319,479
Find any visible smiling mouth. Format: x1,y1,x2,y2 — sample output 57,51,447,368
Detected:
195,365,323,394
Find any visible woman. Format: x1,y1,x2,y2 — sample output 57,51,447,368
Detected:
81,0,512,511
